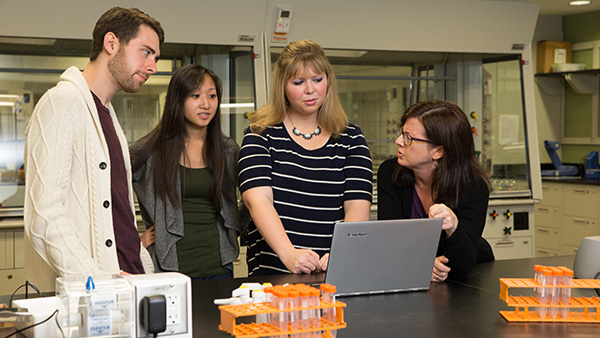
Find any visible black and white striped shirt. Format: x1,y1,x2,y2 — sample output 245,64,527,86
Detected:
238,122,373,275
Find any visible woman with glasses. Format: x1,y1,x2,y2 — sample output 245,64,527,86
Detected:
377,99,491,282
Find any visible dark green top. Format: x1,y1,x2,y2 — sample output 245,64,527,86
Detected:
177,165,229,278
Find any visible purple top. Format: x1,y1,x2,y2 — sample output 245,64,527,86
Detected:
411,188,427,219
92,92,144,274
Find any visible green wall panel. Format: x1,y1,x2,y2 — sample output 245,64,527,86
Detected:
564,10,600,43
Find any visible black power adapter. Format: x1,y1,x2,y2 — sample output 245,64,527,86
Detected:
141,295,167,336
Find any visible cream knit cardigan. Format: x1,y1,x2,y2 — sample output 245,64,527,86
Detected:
24,66,153,291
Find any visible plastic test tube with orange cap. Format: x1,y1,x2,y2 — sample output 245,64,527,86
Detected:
309,287,321,338
548,267,563,319
558,266,574,319
320,284,337,337
298,287,311,338
537,268,553,319
288,288,300,338
534,265,544,294
269,287,284,337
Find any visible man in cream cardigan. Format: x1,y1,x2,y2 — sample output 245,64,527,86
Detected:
24,7,164,292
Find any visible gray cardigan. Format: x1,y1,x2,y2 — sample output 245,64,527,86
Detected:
131,136,248,272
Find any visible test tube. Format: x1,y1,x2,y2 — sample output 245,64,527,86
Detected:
309,287,321,338
288,288,300,337
277,288,289,336
320,284,337,337
548,267,563,319
263,286,274,336
534,265,544,294
558,266,573,319
270,287,282,338
298,287,311,338
537,268,553,319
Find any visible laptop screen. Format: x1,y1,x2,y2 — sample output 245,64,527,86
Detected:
325,218,442,296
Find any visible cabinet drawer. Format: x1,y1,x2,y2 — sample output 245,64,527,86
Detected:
535,247,559,257
487,236,532,260
534,205,560,229
560,244,580,256
535,226,560,250
562,215,599,246
563,186,599,218
540,183,561,206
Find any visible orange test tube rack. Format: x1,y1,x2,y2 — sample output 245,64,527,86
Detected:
499,278,600,322
218,298,346,338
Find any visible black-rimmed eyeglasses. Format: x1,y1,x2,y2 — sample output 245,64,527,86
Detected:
397,124,435,146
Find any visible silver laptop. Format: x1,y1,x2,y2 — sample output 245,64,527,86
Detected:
324,218,443,296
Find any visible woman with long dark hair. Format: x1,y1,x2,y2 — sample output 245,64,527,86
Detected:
131,64,246,279
377,99,492,281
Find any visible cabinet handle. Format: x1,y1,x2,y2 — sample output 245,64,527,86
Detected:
537,249,549,254
537,207,549,212
495,241,514,248
573,218,588,224
573,189,587,194
537,229,550,234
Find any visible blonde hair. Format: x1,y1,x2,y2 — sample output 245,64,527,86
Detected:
249,40,348,138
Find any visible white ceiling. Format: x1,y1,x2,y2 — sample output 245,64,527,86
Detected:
527,0,600,15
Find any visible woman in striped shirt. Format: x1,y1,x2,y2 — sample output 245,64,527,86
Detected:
238,40,373,276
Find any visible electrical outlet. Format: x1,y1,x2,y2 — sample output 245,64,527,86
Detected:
166,293,181,325
124,272,192,337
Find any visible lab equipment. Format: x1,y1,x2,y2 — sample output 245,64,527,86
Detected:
18,272,194,338
274,7,292,33
214,283,268,305
55,274,135,337
218,283,346,338
584,151,600,179
500,277,600,322
573,235,600,296
541,140,578,177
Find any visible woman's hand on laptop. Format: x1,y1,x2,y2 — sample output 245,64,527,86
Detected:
281,247,321,274
431,255,451,282
318,253,329,271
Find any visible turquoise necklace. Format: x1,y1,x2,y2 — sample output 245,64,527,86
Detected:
289,117,322,140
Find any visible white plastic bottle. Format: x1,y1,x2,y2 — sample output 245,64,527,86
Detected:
252,289,267,324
